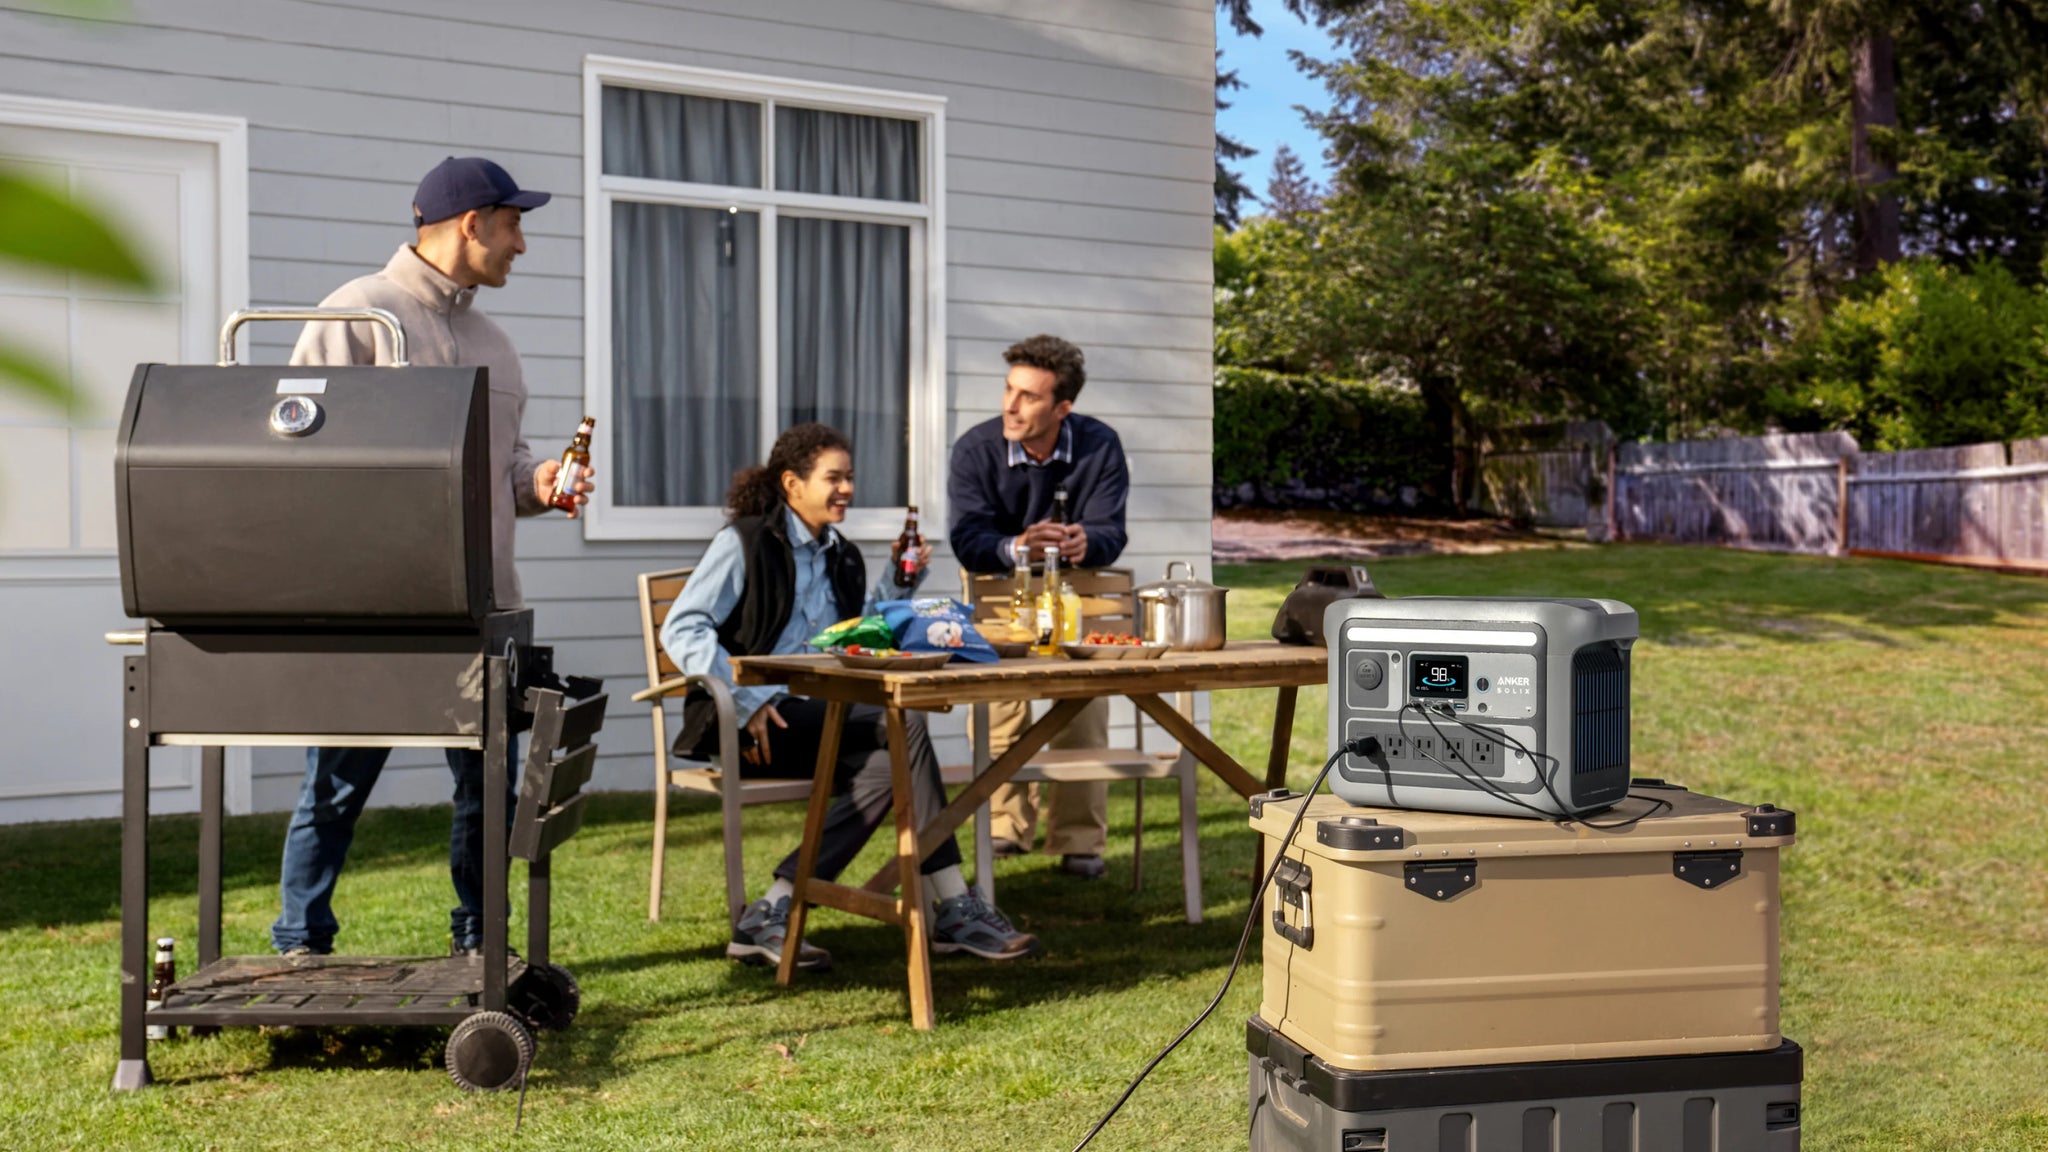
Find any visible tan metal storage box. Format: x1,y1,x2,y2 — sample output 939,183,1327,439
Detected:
1251,782,1795,1071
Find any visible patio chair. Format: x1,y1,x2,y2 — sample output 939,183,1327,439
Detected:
962,568,1204,922
634,567,976,925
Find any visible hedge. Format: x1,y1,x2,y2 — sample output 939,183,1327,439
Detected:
1212,367,1439,509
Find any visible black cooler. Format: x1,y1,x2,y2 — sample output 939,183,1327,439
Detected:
110,308,605,1095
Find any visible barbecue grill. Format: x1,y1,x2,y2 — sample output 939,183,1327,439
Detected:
109,308,608,1094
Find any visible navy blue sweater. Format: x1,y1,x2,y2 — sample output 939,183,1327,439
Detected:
947,413,1129,575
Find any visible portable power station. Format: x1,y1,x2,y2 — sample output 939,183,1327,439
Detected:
1324,597,1637,818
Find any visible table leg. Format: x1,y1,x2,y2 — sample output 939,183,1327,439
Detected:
861,696,1091,894
1254,685,1301,890
1128,693,1265,798
482,656,508,1013
778,700,846,987
1266,686,1298,791
886,708,935,1032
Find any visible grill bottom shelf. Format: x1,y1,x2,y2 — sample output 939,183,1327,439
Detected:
151,954,529,1027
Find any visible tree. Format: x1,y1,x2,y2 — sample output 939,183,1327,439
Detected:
1263,144,1319,222
1214,51,1258,228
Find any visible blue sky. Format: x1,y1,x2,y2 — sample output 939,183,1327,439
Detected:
1215,0,1346,199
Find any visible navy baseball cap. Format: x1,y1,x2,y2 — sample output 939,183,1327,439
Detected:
412,157,551,227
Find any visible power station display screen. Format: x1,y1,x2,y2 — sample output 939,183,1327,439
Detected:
1409,654,1469,699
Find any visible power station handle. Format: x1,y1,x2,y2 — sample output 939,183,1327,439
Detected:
217,307,409,367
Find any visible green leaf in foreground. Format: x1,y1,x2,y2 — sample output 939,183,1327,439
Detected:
0,344,76,409
0,168,155,288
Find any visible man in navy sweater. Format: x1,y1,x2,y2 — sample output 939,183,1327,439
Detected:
948,334,1129,878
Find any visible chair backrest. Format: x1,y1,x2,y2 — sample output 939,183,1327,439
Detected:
637,566,692,691
962,566,1136,637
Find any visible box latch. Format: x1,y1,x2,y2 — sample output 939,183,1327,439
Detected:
1673,849,1743,889
1404,860,1477,901
1271,857,1314,948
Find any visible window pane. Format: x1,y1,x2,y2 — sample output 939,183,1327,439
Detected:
613,202,760,507
774,107,919,201
778,216,910,506
603,86,761,187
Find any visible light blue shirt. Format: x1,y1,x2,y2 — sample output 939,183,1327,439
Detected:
659,506,924,722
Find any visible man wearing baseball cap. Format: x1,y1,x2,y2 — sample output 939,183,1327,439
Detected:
269,156,594,959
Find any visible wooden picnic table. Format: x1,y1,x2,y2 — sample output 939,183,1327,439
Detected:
731,640,1325,1029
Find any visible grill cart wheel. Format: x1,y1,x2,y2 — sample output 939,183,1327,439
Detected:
510,962,581,1032
445,1010,535,1093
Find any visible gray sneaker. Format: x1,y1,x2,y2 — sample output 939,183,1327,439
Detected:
931,891,1041,961
727,896,832,972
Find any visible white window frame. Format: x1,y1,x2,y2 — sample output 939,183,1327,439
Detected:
0,94,249,561
581,56,948,542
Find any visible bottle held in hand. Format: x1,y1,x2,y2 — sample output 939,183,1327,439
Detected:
549,415,595,512
1053,482,1071,526
892,505,923,588
146,936,176,1041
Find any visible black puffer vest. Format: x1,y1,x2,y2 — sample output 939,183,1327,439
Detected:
675,511,866,755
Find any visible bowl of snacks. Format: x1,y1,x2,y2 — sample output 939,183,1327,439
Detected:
829,645,953,671
979,614,1038,658
1059,631,1171,661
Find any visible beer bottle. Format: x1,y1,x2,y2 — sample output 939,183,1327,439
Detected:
892,505,924,589
146,936,176,1041
1034,546,1064,655
549,415,595,513
1008,547,1033,632
1053,483,1071,526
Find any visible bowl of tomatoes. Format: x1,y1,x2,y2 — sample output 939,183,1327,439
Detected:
1058,631,1171,661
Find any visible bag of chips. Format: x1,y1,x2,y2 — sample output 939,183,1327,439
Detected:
807,614,897,652
876,598,1000,664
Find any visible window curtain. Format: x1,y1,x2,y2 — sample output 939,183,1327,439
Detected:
774,107,918,200
778,217,910,506
775,107,916,506
605,87,764,507
613,203,759,507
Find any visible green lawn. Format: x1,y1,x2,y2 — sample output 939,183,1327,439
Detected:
7,543,2048,1150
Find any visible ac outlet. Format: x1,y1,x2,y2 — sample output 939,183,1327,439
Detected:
1411,734,1437,760
1471,739,1496,767
1381,734,1407,759
1444,737,1466,762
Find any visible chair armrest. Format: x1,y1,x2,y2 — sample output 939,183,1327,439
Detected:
637,673,743,777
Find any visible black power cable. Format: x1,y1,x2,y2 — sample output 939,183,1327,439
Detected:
1067,740,1361,1152
1401,702,1670,832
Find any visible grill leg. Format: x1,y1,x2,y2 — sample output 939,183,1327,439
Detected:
482,654,509,1013
199,746,223,969
527,856,550,969
113,655,153,1091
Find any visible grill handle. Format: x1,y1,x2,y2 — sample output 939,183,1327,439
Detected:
217,307,409,367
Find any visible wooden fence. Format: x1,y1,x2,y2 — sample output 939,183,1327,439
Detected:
1480,421,1610,530
1599,431,2048,569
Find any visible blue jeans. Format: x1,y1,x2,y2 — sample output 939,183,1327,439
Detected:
270,740,518,954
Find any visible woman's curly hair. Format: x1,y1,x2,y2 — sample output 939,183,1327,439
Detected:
724,422,853,520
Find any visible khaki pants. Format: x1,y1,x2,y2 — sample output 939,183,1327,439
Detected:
985,696,1110,857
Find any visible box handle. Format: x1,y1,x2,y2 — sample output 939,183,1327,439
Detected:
1271,857,1314,949
217,307,409,367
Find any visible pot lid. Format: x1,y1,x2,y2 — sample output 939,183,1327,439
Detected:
1135,560,1227,598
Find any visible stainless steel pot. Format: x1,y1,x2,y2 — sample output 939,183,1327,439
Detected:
1135,561,1229,651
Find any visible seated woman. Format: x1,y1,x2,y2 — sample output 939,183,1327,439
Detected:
660,423,1040,971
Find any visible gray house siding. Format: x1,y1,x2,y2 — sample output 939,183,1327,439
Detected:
0,0,1215,820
